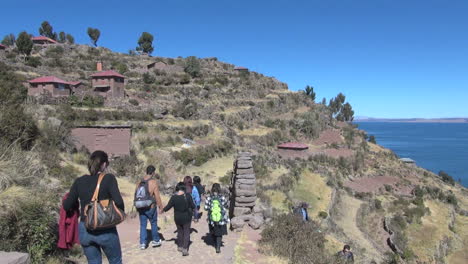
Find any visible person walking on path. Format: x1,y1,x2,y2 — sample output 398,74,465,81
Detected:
337,244,355,263
63,150,125,264
184,176,200,222
134,165,164,250
204,183,229,253
193,176,205,221
162,182,195,256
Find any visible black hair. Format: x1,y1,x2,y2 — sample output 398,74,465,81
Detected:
146,165,156,175
88,150,109,176
211,183,221,194
343,245,351,251
193,176,201,184
175,182,186,192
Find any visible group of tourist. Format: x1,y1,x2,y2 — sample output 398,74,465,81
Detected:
63,150,229,264
62,150,354,264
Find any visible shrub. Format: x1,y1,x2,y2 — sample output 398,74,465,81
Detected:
438,171,455,185
374,199,382,210
184,56,201,78
111,152,141,178
318,211,328,219
129,99,139,106
142,72,155,84
260,214,330,264
0,193,57,263
368,135,377,144
25,56,42,68
220,170,232,185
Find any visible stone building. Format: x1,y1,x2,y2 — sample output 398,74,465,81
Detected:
71,125,132,158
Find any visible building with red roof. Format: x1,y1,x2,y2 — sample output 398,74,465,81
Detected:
234,66,249,71
277,142,309,151
31,36,57,45
27,76,72,97
0,44,6,50
90,66,126,99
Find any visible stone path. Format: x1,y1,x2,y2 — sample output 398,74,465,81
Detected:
118,215,241,264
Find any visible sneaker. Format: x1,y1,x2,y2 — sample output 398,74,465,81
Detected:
182,248,189,256
140,244,146,250
151,240,162,247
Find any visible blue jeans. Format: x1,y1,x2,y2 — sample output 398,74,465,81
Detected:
78,222,122,264
139,207,161,244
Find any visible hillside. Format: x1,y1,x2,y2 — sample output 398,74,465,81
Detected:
0,43,467,264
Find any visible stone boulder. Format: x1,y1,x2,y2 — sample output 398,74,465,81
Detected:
235,196,257,203
0,251,30,264
233,207,252,217
231,216,247,230
248,215,264,230
236,173,256,179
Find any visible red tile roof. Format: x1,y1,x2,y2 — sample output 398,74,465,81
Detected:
91,70,125,78
69,81,82,86
31,36,57,44
28,76,69,84
277,142,309,150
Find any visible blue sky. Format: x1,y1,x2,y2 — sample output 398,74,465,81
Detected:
1,0,467,118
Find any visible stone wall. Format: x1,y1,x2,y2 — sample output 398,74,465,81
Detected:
230,152,265,231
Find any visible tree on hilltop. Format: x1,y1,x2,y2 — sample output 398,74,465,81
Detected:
304,85,316,102
1,33,15,46
329,92,354,121
184,56,201,78
136,32,154,55
39,21,56,40
16,31,33,56
87,27,100,47
58,31,66,43
66,34,75,44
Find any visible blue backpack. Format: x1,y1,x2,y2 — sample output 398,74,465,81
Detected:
192,186,200,206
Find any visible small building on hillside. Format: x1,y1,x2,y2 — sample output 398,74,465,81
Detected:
27,76,72,97
71,125,132,158
31,36,57,45
147,61,167,71
400,158,415,164
234,66,249,72
90,70,125,98
277,142,309,151
0,44,6,50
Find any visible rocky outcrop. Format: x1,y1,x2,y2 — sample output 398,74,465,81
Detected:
0,251,30,264
230,152,266,231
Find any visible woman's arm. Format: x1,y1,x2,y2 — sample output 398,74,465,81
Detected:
108,174,125,211
163,196,174,212
63,179,79,211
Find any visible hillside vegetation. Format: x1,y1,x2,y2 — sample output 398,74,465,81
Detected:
0,42,467,264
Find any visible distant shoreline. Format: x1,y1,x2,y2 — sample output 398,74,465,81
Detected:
355,118,468,123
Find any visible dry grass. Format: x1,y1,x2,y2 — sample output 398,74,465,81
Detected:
446,214,468,263
234,230,287,264
290,170,333,220
258,166,288,186
184,155,234,185
407,200,453,262
264,190,289,213
239,126,275,136
218,106,251,115
0,146,44,191
324,234,344,255
333,193,382,262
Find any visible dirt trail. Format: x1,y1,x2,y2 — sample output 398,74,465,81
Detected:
118,216,240,264
333,195,382,263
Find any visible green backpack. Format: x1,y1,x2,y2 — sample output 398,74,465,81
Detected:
210,196,223,223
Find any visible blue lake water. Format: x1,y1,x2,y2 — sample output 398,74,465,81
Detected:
355,122,468,187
